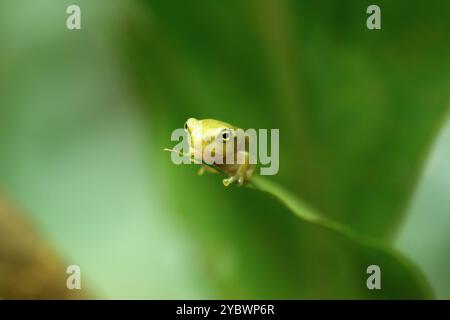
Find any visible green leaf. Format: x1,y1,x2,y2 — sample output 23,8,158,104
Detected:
250,176,433,298
119,0,449,298
161,152,433,298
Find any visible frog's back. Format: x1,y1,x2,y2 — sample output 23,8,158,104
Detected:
200,119,237,129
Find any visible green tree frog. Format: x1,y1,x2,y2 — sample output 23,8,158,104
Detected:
184,118,256,187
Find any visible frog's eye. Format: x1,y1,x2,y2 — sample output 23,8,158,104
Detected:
220,129,232,142
184,122,188,131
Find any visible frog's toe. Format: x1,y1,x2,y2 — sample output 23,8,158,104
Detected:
223,175,239,187
222,177,232,187
222,175,245,187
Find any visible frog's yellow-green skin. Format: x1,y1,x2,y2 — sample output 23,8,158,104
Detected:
184,118,255,186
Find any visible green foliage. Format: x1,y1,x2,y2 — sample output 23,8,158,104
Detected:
0,0,449,298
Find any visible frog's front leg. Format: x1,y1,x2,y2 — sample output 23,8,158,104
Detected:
197,165,206,176
222,151,252,187
198,164,218,176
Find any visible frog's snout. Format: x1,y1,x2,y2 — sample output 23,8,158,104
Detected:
185,118,198,132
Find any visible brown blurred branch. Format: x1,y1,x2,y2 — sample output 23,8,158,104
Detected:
0,194,85,299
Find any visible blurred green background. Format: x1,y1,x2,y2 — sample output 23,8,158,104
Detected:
0,0,449,299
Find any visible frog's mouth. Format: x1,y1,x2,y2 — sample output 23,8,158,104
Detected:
187,130,217,161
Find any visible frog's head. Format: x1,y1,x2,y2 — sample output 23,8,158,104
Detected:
184,118,237,162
